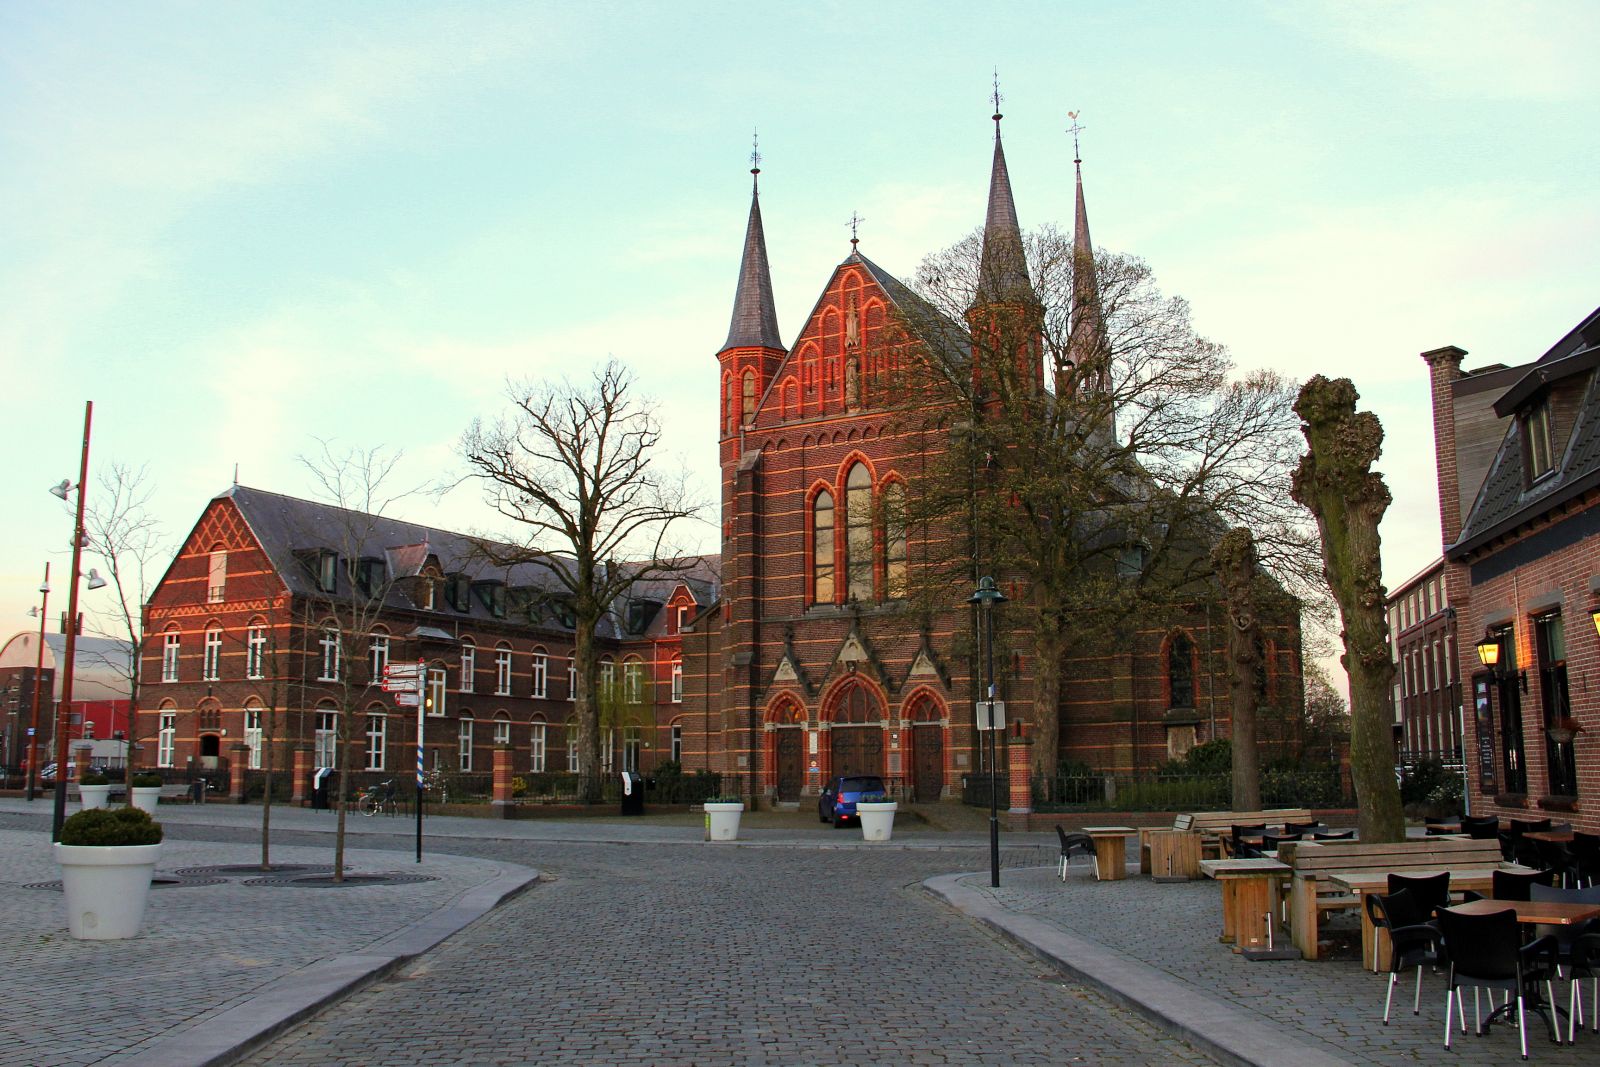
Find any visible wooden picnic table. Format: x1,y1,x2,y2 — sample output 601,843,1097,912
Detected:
1201,858,1293,956
1331,867,1506,971
1447,898,1600,925
1144,828,1202,881
1083,826,1135,881
1523,830,1575,844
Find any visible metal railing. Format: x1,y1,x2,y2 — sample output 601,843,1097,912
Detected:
1030,768,1352,813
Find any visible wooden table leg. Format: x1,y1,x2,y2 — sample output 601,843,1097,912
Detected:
1232,875,1276,953
1094,836,1126,881
1219,878,1238,943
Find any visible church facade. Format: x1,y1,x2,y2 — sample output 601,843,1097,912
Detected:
682,116,1305,804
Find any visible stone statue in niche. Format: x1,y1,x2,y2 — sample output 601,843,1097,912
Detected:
844,296,861,409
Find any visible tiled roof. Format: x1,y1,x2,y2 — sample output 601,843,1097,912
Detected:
975,128,1034,306
722,177,783,351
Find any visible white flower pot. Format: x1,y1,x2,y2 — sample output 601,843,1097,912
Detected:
130,787,162,815
857,801,897,841
77,784,112,811
54,842,163,940
704,802,744,841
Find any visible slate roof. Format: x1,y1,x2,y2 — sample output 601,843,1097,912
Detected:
221,486,717,638
722,175,784,351
845,251,972,369
1450,306,1600,556
975,125,1034,306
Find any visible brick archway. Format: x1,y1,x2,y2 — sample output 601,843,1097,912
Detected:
902,689,948,802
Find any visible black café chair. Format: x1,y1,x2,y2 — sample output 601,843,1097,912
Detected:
1568,927,1600,1043
1463,868,1559,904
1313,829,1355,841
1229,823,1266,858
1532,840,1575,888
1528,883,1600,972
1284,820,1322,837
1437,906,1562,1058
1463,815,1501,840
1571,834,1600,888
1257,831,1302,858
1389,871,1451,919
1055,825,1096,880
1367,888,1443,1023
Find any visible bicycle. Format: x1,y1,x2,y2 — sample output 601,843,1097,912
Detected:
359,779,397,817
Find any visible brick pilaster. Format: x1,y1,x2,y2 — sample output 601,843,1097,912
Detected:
291,746,311,805
1422,345,1468,547
228,742,249,803
1006,727,1033,816
491,745,513,807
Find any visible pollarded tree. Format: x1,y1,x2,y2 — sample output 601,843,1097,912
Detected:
461,361,703,801
893,226,1325,781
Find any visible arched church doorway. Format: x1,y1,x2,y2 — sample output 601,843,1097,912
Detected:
767,698,805,802
906,694,946,802
828,682,883,780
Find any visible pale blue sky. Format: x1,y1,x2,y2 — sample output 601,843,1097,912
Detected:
3,2,1597,685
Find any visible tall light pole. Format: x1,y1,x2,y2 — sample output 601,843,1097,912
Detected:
50,401,94,842
969,575,1007,888
25,564,50,801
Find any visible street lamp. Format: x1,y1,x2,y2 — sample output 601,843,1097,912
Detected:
49,401,95,842
25,566,49,801
969,575,1007,888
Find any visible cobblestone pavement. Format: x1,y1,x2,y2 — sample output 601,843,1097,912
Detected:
237,836,1215,1066
973,862,1597,1066
0,820,521,1067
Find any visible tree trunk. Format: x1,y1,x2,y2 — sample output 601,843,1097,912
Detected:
1030,620,1064,784
333,702,354,881
573,623,601,802
1213,528,1262,811
1291,376,1403,842
260,702,274,870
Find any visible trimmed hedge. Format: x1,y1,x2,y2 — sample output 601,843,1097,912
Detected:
60,806,163,846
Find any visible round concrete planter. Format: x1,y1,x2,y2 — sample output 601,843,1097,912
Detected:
704,802,744,841
856,801,897,842
77,784,112,811
54,842,163,939
130,787,162,815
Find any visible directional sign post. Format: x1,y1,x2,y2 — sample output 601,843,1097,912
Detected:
385,661,428,862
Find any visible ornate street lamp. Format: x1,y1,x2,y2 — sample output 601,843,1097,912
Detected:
49,401,94,842
969,575,1007,888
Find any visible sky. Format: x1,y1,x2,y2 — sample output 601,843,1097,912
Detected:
2,1,1598,693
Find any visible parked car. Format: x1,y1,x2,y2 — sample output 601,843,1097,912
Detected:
38,761,109,783
818,775,888,827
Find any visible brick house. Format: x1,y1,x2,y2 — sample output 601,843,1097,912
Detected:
133,486,714,792
1424,305,1600,830
682,116,1303,804
1385,558,1463,763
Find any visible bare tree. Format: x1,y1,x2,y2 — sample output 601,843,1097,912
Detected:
460,361,703,800
1290,375,1404,842
895,228,1325,780
81,463,167,787
1212,527,1262,810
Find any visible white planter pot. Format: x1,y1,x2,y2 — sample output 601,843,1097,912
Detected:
54,842,163,940
130,787,162,815
857,801,897,841
77,784,112,811
704,802,744,841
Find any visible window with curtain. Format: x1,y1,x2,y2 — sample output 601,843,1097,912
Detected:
812,490,835,603
845,463,873,601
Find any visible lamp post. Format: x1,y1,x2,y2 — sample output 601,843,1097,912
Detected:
26,568,50,800
969,575,1007,888
50,401,95,842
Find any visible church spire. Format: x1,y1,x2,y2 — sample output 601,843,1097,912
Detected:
722,137,783,352
974,82,1033,307
1066,112,1114,429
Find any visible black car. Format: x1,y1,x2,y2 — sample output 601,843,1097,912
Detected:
818,775,888,827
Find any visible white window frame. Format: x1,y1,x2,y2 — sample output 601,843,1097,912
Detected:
531,652,548,699
203,627,222,681
460,642,476,693
459,716,474,772
366,712,386,771
601,727,614,773
208,549,227,603
314,709,337,768
671,659,683,703
319,627,340,682
244,706,263,769
530,722,546,772
495,646,513,696
568,658,577,701
600,658,615,699
162,631,180,683
157,712,176,767
622,726,641,773
246,625,266,680
494,714,511,746
370,632,389,683
567,723,580,771
623,660,642,704
670,723,683,763
427,667,447,717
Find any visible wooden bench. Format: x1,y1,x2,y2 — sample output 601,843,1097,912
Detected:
1282,838,1505,960
1140,808,1313,873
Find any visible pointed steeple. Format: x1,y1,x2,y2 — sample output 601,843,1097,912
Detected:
974,106,1033,307
1068,120,1110,396
722,156,783,352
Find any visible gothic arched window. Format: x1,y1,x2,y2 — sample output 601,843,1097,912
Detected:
742,370,756,423
845,463,873,602
883,480,907,600
812,490,835,604
1168,632,1195,709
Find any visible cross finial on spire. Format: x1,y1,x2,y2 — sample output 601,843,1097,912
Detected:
1067,110,1085,163
991,69,1003,123
847,210,864,251
750,129,761,177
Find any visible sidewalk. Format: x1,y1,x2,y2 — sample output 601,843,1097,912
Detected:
929,859,1595,1067
1,823,536,1067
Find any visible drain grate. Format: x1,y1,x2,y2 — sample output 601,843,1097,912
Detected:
24,876,226,891
243,872,439,888
173,864,332,877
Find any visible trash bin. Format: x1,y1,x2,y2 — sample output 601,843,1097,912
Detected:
311,767,335,810
619,771,644,816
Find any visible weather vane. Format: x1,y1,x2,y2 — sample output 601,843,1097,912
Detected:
991,69,1003,121
848,211,865,250
750,129,761,175
1067,110,1085,161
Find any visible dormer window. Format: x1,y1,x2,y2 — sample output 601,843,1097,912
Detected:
1524,400,1555,482
355,557,386,596
317,552,338,593
446,575,471,613
475,581,506,618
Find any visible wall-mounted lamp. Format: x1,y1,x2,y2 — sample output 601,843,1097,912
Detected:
1476,631,1527,692
1590,607,1600,640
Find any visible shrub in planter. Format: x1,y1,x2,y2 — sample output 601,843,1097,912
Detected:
77,772,114,810
703,795,744,841
129,772,165,813
61,807,163,846
55,807,164,939
79,772,110,786
131,773,163,789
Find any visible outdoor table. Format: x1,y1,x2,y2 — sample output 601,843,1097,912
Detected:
1332,868,1511,971
1145,828,1201,881
1524,830,1575,845
1447,898,1600,925
1083,826,1135,881
1201,858,1293,957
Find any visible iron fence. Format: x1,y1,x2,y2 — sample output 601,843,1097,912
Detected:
1029,768,1352,813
